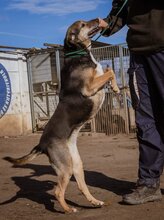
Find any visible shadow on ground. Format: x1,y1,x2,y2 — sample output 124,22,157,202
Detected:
2,163,162,212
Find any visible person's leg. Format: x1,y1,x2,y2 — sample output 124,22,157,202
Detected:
123,52,164,204
138,52,164,185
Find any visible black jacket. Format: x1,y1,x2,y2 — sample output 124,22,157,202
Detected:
103,0,164,53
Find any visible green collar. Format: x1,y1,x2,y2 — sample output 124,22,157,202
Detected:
64,49,88,58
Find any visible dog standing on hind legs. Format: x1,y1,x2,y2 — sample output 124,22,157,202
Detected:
4,19,120,213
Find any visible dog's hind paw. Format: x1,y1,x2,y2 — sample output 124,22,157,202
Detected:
91,199,104,207
65,207,78,213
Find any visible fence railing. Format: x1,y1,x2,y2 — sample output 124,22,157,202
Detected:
28,44,136,134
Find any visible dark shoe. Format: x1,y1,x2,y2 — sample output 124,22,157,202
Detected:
122,185,162,205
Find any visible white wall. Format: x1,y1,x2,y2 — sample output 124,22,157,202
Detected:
0,51,32,136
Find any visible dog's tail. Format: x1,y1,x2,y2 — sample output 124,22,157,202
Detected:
4,145,43,165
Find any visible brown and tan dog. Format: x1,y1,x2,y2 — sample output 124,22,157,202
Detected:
4,19,119,213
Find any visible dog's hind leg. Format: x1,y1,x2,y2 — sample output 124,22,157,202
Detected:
54,169,77,213
68,130,104,207
48,145,77,213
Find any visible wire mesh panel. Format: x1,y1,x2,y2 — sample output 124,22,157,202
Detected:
95,91,126,135
90,44,135,135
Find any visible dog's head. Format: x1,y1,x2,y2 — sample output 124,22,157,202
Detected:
64,19,100,52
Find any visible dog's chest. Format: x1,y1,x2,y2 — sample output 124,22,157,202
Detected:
90,89,105,118
89,52,105,117
90,52,104,76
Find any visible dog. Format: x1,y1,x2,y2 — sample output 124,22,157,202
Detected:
4,19,119,213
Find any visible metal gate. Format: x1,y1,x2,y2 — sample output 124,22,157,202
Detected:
27,44,136,135
27,48,62,131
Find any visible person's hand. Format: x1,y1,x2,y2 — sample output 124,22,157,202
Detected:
98,18,108,28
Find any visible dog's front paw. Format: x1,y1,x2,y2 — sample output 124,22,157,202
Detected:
112,85,120,93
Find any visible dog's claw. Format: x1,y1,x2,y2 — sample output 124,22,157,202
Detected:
71,207,78,213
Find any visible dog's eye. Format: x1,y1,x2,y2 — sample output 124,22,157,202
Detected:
81,23,86,28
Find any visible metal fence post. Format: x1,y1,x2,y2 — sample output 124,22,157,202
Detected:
91,118,96,133
27,57,36,132
55,49,61,92
119,45,129,134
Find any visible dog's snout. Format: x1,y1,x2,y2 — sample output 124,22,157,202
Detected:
89,18,99,25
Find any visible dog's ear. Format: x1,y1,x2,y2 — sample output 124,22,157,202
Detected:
68,31,76,42
64,27,80,51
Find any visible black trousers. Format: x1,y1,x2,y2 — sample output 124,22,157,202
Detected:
128,51,164,186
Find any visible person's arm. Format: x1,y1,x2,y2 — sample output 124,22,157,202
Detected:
99,0,128,37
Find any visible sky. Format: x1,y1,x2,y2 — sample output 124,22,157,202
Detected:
0,0,128,49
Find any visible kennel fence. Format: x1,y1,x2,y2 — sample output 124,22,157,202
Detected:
27,44,136,135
